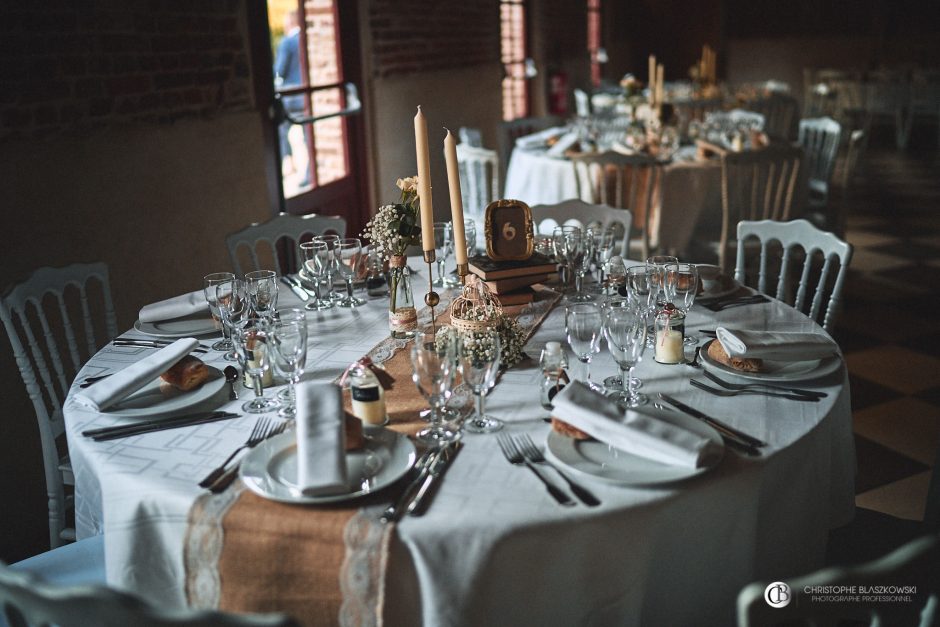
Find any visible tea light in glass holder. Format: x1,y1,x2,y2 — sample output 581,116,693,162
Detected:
654,306,685,364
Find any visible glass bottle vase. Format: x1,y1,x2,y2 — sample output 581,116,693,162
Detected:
388,256,417,339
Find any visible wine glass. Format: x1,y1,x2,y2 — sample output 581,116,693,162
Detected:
457,329,502,434
433,223,459,287
594,228,617,288
314,234,341,301
271,315,308,419
646,255,678,307
273,308,307,403
604,255,627,299
298,240,334,310
411,328,459,446
570,228,594,303
204,272,235,351
553,225,581,293
665,262,699,344
232,319,280,414
605,306,649,407
626,264,658,316
215,278,249,362
464,219,477,258
335,238,367,307
565,302,603,390
245,270,279,319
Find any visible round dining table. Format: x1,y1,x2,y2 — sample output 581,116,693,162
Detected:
63,263,855,626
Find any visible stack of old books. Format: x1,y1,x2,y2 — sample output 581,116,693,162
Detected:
467,252,556,305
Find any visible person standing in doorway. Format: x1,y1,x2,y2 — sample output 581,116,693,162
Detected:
274,10,308,187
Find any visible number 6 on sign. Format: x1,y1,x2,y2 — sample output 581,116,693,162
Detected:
484,199,534,261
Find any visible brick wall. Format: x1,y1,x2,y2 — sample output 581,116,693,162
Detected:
1,1,253,140
368,0,500,78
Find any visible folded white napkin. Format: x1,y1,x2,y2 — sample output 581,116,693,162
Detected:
139,290,208,323
546,132,580,157
552,381,723,469
72,338,200,412
715,327,838,361
295,382,348,496
515,126,569,150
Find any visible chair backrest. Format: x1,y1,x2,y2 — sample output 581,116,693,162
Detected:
734,219,853,332
225,213,346,276
571,151,661,259
497,115,562,181
573,88,591,117
530,199,633,257
458,126,483,148
456,144,500,224
718,143,804,270
737,534,939,627
798,116,842,202
746,93,800,140
0,263,117,548
0,561,299,627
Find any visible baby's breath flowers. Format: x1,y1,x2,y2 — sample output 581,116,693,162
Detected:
361,176,422,261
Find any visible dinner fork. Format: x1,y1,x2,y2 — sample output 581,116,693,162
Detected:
199,417,274,487
496,433,575,507
206,420,289,493
516,434,600,507
702,370,826,399
690,379,819,402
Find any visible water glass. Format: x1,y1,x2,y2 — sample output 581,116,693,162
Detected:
299,240,334,310
335,238,367,307
464,219,477,258
646,255,678,307
215,278,249,362
246,270,279,319
604,307,648,407
665,262,699,344
411,328,459,446
314,234,341,301
204,272,235,351
457,329,502,434
553,225,582,292
565,302,602,390
232,319,280,414
433,223,459,288
271,315,308,418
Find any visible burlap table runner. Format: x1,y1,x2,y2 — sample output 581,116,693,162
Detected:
184,286,561,626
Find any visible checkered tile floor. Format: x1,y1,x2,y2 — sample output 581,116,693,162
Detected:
830,134,940,521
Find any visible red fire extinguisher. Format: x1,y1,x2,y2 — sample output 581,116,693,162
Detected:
548,69,568,116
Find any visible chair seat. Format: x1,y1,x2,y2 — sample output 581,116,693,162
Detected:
10,535,105,587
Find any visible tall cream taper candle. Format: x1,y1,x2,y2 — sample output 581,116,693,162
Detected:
442,128,467,266
414,106,435,252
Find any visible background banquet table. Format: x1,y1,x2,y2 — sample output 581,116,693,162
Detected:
63,264,854,626
503,145,723,255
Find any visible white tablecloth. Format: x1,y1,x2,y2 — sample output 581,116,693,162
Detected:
504,146,723,254
64,267,854,626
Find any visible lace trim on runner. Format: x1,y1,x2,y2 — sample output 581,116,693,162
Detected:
339,510,393,627
184,481,246,609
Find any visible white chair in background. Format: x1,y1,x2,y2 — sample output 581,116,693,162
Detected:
798,116,842,210
530,199,633,257
456,143,500,227
735,219,853,332
458,126,483,148
0,263,118,549
225,213,346,276
573,88,591,117
570,151,660,259
737,534,938,627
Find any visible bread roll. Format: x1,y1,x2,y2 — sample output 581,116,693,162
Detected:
550,417,592,441
343,411,364,451
160,355,209,391
707,340,762,373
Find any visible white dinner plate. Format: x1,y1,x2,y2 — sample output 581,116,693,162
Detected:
103,366,226,417
240,428,416,505
699,339,842,382
134,316,220,338
545,410,724,486
696,279,745,302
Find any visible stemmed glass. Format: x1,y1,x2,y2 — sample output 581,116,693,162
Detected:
604,256,627,299
605,265,656,388
298,240,334,310
411,328,459,446
665,262,699,344
335,238,367,307
232,318,280,414
464,219,477,258
204,272,235,351
315,234,341,301
594,228,617,288
245,270,279,319
570,228,595,303
433,223,459,287
271,314,308,419
646,255,678,307
215,278,249,362
553,225,581,293
566,302,603,390
457,329,503,434
604,306,649,407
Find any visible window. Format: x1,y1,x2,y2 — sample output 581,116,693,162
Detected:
587,0,602,87
500,0,528,121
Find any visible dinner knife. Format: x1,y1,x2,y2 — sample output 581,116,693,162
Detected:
658,393,767,449
380,448,440,523
406,442,461,516
84,411,240,440
281,275,309,302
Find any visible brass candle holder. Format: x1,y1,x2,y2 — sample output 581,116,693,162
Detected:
423,249,439,333
456,262,469,285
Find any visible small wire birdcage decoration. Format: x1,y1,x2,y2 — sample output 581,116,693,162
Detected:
449,276,503,334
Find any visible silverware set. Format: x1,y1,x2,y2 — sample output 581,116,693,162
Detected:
690,379,820,401
657,393,765,455
111,337,209,353
201,417,289,493
381,442,460,523
701,369,826,399
82,410,241,441
497,433,600,507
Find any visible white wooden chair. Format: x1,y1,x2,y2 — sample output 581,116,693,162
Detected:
458,126,483,148
717,143,803,271
734,219,853,332
530,199,633,257
0,263,118,548
225,213,346,276
1,543,299,627
570,151,661,259
456,143,500,225
573,88,591,117
745,92,800,140
798,116,842,210
737,534,939,627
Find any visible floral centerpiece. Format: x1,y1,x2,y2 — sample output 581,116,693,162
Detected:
361,176,423,338
442,277,526,367
619,73,649,150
